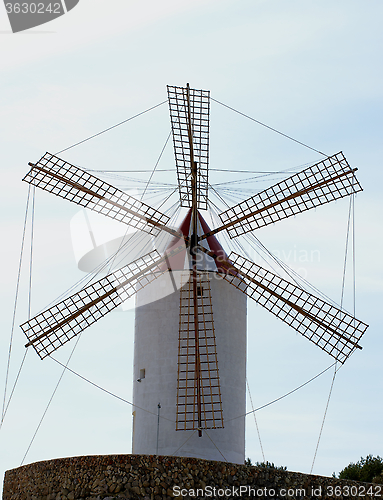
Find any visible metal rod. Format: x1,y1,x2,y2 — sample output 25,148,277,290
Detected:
156,402,161,455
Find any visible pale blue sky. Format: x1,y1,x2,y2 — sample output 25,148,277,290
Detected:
0,0,382,493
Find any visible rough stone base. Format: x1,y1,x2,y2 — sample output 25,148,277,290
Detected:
2,454,381,500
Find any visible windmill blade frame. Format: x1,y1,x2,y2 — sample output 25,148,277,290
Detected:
177,271,224,431
23,152,185,241
200,151,363,241
198,247,368,364
168,84,210,210
21,246,186,360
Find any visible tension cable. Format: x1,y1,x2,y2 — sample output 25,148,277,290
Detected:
55,100,168,155
310,193,356,473
1,185,32,429
211,97,328,157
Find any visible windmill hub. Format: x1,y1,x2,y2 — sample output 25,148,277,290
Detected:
190,233,198,257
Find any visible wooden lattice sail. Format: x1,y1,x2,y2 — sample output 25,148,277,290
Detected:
21,247,185,359
176,271,223,431
200,152,363,240
168,84,210,210
23,152,182,240
199,247,368,364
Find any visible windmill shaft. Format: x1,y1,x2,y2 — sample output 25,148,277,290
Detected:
134,269,245,461
186,83,197,183
199,167,358,241
186,83,203,436
192,258,203,436
186,83,199,247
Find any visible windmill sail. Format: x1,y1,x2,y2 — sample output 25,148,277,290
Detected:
200,152,362,240
227,252,368,363
168,85,210,210
23,152,171,236
199,248,368,364
177,271,224,431
21,249,184,360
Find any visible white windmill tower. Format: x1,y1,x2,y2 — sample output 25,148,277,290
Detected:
20,83,369,466
132,207,247,463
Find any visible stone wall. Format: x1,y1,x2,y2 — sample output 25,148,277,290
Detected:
3,454,382,500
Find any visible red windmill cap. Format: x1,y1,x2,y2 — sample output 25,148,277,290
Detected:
159,209,237,275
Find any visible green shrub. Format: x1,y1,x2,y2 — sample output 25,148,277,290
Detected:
245,458,287,470
339,455,383,484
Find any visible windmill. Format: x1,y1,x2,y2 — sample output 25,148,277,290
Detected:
20,84,369,465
